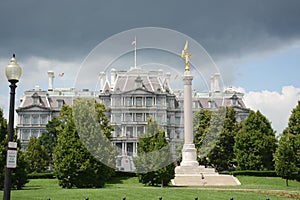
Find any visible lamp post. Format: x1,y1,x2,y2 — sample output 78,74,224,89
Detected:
3,54,22,200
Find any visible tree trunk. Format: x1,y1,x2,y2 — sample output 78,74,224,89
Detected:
286,178,289,187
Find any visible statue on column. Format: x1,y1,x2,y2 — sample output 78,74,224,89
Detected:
180,40,192,72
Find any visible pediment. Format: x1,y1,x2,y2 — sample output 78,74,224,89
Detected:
17,105,50,111
121,88,155,95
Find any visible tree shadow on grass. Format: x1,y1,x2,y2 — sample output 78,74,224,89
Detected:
106,176,134,185
21,185,42,190
105,172,139,188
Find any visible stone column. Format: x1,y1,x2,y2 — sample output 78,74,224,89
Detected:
180,70,198,167
122,142,125,156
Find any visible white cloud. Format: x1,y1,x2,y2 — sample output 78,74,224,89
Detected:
243,86,300,134
19,56,79,90
0,56,80,124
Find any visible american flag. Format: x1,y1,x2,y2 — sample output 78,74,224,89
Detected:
58,72,64,77
131,38,136,46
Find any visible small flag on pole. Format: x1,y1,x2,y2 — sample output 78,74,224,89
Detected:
131,38,136,46
58,72,64,77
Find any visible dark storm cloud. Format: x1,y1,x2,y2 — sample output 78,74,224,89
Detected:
0,0,300,61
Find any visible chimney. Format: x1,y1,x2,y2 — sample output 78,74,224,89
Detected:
35,85,40,91
210,75,215,93
214,73,220,92
48,71,54,91
166,72,171,83
99,71,105,92
110,68,116,90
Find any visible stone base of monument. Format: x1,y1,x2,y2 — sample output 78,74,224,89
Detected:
172,165,241,186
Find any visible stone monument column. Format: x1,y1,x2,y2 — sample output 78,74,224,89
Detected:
180,71,198,167
172,40,240,186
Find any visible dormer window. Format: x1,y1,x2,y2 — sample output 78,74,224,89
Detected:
193,101,201,109
135,76,143,88
208,100,216,109
33,97,39,105
230,94,239,106
32,92,40,105
57,99,64,108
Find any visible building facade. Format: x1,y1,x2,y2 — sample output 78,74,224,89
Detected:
16,68,249,172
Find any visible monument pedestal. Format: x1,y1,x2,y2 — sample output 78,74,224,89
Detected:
172,165,240,186
172,144,240,186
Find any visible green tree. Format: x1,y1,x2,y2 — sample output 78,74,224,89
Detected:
24,137,49,173
207,107,238,171
274,101,300,186
194,107,238,171
193,109,212,159
234,110,277,170
40,117,61,166
72,99,116,170
0,109,8,189
54,99,115,188
0,109,28,189
94,101,114,139
134,118,175,186
12,139,29,189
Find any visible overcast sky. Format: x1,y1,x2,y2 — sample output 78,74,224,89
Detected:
0,0,299,134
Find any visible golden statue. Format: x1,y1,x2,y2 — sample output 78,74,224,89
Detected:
180,40,192,71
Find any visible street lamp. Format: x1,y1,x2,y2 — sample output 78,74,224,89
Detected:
3,54,22,200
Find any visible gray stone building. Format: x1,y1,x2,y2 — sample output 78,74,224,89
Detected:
16,67,249,172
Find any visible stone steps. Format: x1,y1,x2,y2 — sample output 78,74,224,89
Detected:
172,174,241,186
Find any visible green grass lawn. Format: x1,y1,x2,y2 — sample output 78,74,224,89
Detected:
1,176,300,200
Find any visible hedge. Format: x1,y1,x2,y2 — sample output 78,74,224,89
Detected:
28,171,137,179
229,170,278,177
114,171,136,177
27,172,55,179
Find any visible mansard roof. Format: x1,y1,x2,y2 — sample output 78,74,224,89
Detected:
113,67,165,93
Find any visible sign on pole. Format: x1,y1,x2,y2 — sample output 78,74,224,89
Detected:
6,150,17,168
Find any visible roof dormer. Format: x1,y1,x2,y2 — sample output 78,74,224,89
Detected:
230,94,239,106
32,92,40,105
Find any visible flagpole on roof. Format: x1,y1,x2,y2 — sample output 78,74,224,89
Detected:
132,37,137,68
135,37,137,68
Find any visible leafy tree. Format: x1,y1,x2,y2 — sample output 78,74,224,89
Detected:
0,110,8,189
72,99,116,170
194,109,212,159
12,139,29,189
207,107,238,171
134,118,175,186
197,108,225,168
274,101,300,186
40,117,61,166
0,108,28,189
194,107,238,171
24,137,49,173
234,110,277,170
94,101,114,139
54,99,115,188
